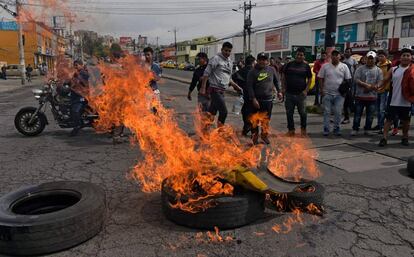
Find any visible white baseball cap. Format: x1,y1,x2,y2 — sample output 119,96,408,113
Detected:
366,51,377,58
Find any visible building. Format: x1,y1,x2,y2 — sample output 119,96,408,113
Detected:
176,36,217,64
227,0,414,62
0,21,66,69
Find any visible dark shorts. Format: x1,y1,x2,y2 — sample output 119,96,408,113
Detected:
385,106,412,121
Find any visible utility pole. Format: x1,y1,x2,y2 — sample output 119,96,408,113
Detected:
324,0,338,59
169,28,177,63
242,2,247,59
246,1,255,55
16,0,26,85
369,0,381,50
391,0,397,52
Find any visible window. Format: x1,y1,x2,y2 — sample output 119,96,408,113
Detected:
401,16,414,38
366,19,389,40
190,45,197,50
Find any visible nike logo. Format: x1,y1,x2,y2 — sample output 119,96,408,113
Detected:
257,73,269,81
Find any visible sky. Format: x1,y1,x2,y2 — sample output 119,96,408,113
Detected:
0,0,372,45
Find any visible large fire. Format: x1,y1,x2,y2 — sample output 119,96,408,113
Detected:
86,55,321,212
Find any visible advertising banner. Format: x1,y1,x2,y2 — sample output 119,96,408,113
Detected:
338,24,357,43
315,29,325,46
265,28,289,51
0,21,18,31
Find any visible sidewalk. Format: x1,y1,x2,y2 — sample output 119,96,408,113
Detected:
0,77,42,94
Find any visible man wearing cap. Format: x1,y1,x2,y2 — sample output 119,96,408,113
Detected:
188,52,210,112
246,52,282,144
379,48,413,146
351,51,383,136
282,47,313,137
318,50,352,136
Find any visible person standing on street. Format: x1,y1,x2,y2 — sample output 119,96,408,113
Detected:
188,52,210,112
26,64,33,83
341,48,358,124
200,42,242,127
232,55,256,136
246,53,282,144
318,50,352,136
374,50,392,133
312,51,328,106
379,48,414,147
351,51,383,136
1,65,7,80
282,47,312,137
144,47,162,112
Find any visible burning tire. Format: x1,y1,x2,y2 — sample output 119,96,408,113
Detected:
161,179,265,230
272,181,325,212
408,156,414,177
0,181,106,256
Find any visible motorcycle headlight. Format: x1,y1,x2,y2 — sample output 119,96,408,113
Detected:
32,89,43,99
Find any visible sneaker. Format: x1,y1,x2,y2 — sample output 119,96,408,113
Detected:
301,128,308,137
286,130,295,137
372,125,380,131
323,129,330,136
401,138,409,146
69,127,81,137
377,129,384,135
378,138,387,147
351,130,358,136
341,119,350,124
261,135,271,145
333,128,342,136
391,128,399,136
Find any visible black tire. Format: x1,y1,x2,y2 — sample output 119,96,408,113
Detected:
269,181,325,213
14,107,47,137
161,179,265,230
0,181,106,256
408,156,414,177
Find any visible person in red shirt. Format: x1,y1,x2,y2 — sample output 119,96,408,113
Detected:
312,51,327,106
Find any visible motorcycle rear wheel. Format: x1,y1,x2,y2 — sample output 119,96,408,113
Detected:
15,107,47,136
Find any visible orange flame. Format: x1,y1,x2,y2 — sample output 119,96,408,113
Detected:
272,208,304,234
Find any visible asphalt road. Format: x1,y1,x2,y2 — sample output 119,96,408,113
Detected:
0,78,413,257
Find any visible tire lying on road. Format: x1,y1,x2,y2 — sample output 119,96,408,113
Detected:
0,181,106,256
270,181,325,212
408,156,414,177
161,179,265,230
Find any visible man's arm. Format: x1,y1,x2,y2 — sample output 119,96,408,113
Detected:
304,65,312,95
188,70,199,100
318,65,325,96
378,69,392,91
200,75,209,95
229,79,242,93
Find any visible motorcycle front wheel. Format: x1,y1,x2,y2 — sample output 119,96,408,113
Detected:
14,107,47,136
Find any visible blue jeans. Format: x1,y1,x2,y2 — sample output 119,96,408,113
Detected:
285,93,307,131
323,94,345,132
376,92,388,129
352,99,376,131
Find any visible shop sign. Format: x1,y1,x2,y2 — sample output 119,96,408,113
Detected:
349,40,388,52
265,28,289,51
338,24,357,43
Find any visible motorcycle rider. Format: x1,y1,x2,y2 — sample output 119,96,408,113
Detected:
70,60,89,136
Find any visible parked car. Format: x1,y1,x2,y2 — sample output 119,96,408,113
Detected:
162,60,176,69
178,62,195,71
6,64,40,77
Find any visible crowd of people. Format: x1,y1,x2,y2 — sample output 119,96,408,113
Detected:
187,42,414,147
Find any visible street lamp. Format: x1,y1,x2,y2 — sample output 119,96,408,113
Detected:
168,28,177,64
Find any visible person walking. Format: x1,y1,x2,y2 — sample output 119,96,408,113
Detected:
374,50,392,133
281,47,312,137
200,42,242,127
379,48,414,147
232,55,256,136
312,51,327,106
318,50,352,136
188,52,210,112
26,64,33,83
351,51,383,136
144,47,162,113
246,52,282,144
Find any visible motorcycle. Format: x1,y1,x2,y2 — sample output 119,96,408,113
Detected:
14,79,98,136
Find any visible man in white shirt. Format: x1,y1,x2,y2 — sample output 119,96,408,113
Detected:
318,50,352,136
